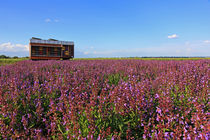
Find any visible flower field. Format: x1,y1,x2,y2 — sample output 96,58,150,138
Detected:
0,59,209,139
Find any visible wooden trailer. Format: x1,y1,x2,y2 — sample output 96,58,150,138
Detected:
29,37,74,60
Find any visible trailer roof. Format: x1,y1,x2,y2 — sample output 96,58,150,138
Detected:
30,38,74,45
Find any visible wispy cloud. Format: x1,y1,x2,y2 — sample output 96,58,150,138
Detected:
45,18,59,23
203,40,210,43
168,34,179,39
45,18,51,23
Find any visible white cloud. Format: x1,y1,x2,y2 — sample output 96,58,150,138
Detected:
0,42,29,57
168,34,179,39
45,18,51,22
0,42,29,52
45,18,59,23
204,40,210,43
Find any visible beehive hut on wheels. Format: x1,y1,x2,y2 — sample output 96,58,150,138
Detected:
29,37,74,60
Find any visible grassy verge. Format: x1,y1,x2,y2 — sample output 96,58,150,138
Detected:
0,58,28,66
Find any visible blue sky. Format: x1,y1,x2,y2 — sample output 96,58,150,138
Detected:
0,0,210,57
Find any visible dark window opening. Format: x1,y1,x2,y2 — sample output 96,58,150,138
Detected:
49,47,61,57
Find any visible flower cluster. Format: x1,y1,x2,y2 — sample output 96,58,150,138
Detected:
0,59,209,139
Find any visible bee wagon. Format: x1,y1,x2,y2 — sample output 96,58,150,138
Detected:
29,37,74,60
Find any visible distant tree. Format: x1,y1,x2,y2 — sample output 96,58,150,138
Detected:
13,56,19,59
0,55,9,58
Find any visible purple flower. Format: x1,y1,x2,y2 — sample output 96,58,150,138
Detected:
156,107,161,114
155,94,159,99
97,135,101,140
